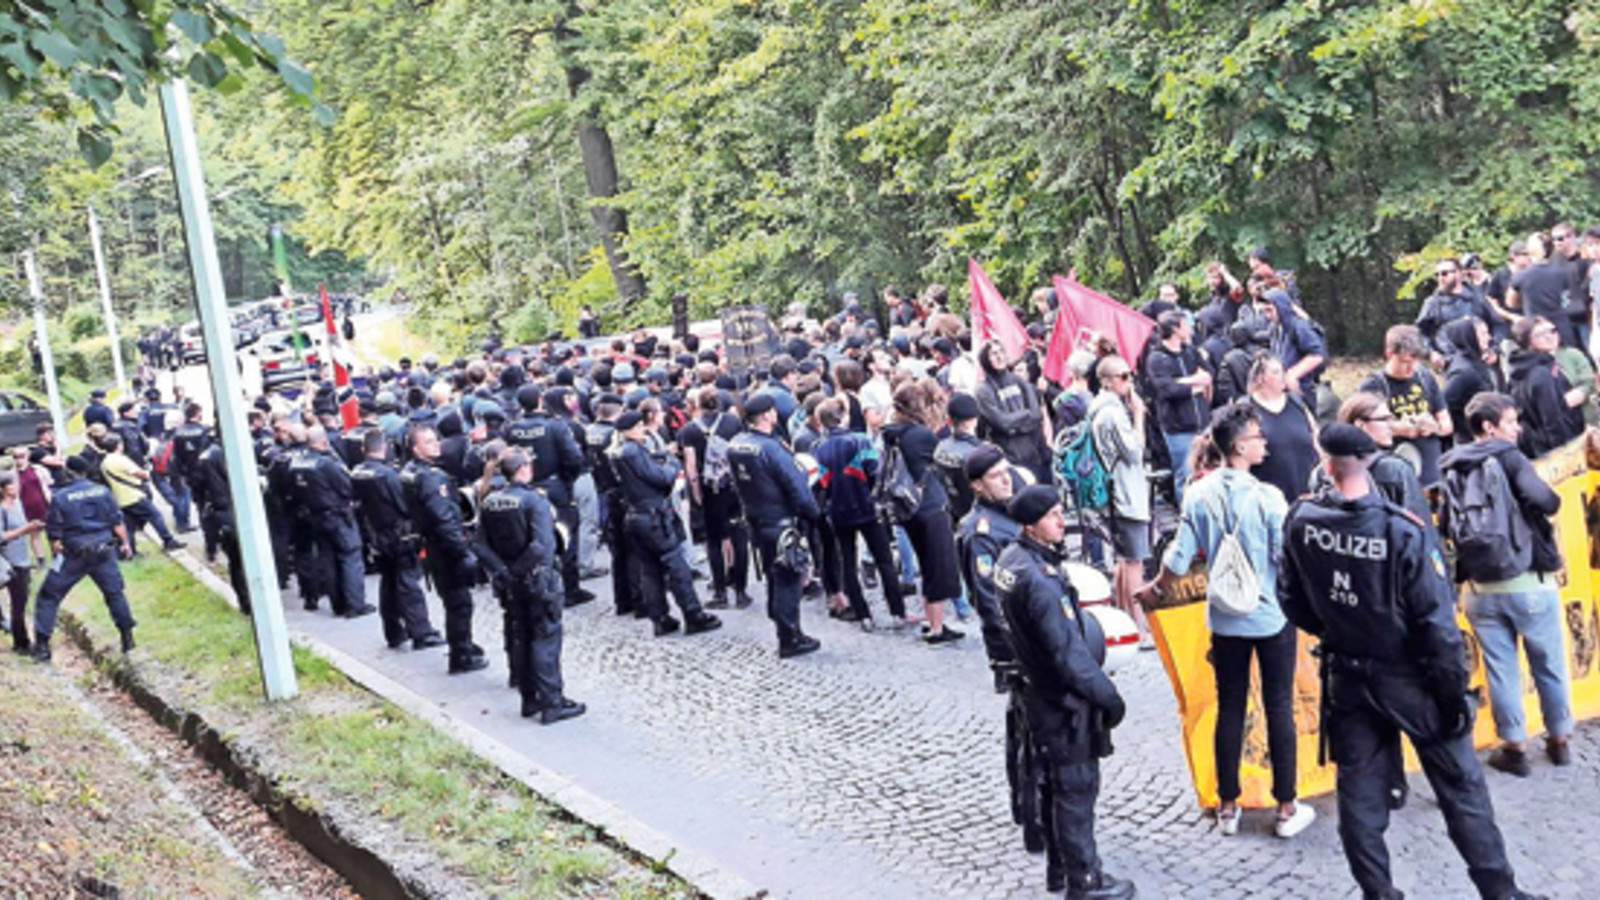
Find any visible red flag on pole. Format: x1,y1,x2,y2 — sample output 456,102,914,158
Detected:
319,284,360,429
1049,275,1155,372
967,259,1029,363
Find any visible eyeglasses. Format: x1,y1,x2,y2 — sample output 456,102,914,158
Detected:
1363,413,1394,423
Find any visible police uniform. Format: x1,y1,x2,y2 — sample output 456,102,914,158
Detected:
995,489,1131,899
1279,424,1533,900
288,444,372,618
32,468,135,660
192,442,249,612
475,477,583,724
505,392,588,605
612,419,719,636
352,456,440,648
935,430,984,522
257,434,295,591
402,457,483,671
169,418,209,535
270,440,328,609
728,402,821,655
588,417,639,616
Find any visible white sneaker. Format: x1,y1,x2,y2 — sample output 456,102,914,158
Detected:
1218,807,1240,836
1275,802,1316,839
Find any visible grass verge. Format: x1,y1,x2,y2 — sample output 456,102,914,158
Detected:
63,556,694,899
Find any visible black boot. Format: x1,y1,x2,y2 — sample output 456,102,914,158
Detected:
119,629,136,654
1066,871,1136,900
653,616,681,637
31,640,50,664
448,648,488,674
706,589,730,610
540,698,586,726
684,612,723,635
733,591,754,610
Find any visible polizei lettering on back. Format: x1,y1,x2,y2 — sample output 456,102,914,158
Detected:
1302,523,1387,560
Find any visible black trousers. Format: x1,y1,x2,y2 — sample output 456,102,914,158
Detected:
555,500,581,600
374,548,435,645
810,516,843,596
834,519,905,619
1328,668,1515,899
437,584,476,657
205,510,248,613
314,510,367,615
1038,742,1102,886
699,488,749,594
1005,678,1046,850
504,580,564,710
751,524,803,646
1211,624,1299,803
625,508,703,623
292,513,328,604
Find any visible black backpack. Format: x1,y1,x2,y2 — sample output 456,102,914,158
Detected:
1441,455,1532,582
873,440,922,524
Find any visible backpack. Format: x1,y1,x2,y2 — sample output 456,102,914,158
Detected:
1054,419,1110,512
873,439,923,524
1204,490,1260,617
701,414,734,492
1442,455,1532,582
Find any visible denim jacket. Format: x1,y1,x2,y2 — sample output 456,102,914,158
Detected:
1163,466,1289,638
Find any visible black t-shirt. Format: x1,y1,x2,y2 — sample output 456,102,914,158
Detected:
678,412,742,486
1512,263,1579,346
1248,395,1319,502
1359,370,1446,487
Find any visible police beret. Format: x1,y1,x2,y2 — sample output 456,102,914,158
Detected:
515,384,543,411
947,393,980,422
117,400,137,415
615,410,644,431
965,444,1007,482
144,388,161,401
1007,484,1059,526
596,393,623,408
743,394,776,419
66,455,90,474
91,388,107,399
1319,422,1376,459
613,362,637,383
476,401,506,422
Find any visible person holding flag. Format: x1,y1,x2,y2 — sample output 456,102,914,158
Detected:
969,260,1052,483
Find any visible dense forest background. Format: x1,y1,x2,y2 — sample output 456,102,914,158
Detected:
8,0,1600,355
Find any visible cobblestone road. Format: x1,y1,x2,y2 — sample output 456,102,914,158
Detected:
256,546,1598,900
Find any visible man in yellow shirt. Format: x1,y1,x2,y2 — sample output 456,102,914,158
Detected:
99,433,183,555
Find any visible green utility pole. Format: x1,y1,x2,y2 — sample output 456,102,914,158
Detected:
160,77,298,702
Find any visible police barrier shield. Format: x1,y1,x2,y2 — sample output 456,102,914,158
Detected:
1144,436,1600,808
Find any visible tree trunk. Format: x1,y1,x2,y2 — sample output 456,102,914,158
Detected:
559,13,646,301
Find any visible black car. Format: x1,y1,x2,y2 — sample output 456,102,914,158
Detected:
0,390,51,449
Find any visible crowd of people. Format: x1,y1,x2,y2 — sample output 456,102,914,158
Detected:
3,232,1594,899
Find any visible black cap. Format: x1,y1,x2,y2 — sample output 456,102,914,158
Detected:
1319,423,1377,459
144,388,161,401
66,455,90,474
1007,484,1059,526
947,393,980,422
515,384,542,411
91,388,107,399
964,444,1007,482
743,394,776,419
117,400,137,415
616,410,644,431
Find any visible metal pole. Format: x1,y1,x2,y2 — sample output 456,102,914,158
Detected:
87,205,127,392
22,249,69,447
159,78,298,701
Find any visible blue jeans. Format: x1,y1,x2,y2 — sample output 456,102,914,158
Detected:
153,472,192,530
1165,431,1196,506
1464,584,1574,743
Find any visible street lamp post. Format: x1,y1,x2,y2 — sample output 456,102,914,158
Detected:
22,249,68,446
86,205,125,392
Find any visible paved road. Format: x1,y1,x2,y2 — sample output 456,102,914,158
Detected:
151,330,1599,898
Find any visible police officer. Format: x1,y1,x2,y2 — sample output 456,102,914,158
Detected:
957,443,1022,688
340,399,384,468
168,402,209,536
270,421,328,610
351,429,443,650
729,394,821,658
402,424,485,673
475,449,585,725
935,393,986,521
290,426,374,619
587,395,639,617
505,385,592,607
83,388,114,429
612,410,722,638
31,456,137,663
994,486,1133,900
191,435,249,612
1280,424,1546,900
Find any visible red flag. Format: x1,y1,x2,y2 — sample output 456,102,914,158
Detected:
1041,305,1076,386
1050,275,1155,371
968,259,1029,363
318,283,360,429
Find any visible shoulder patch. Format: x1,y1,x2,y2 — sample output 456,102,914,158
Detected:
993,565,1017,592
439,483,450,498
975,515,990,535
1429,547,1447,580
1059,597,1076,620
976,554,994,579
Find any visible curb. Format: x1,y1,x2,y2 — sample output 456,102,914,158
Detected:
165,549,761,900
58,611,430,899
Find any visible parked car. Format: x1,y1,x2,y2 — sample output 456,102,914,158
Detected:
0,390,51,448
179,321,206,365
251,328,322,392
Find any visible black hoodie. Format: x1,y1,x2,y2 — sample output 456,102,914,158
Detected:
1438,437,1561,579
1440,318,1501,446
1506,348,1583,459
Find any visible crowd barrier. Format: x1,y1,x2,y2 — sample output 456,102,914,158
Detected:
1141,438,1600,808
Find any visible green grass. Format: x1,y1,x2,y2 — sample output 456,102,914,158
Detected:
64,556,692,899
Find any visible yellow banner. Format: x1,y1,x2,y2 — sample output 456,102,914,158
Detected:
1145,439,1600,809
